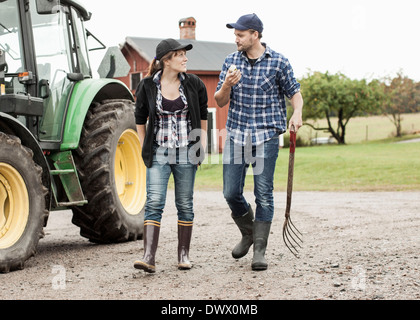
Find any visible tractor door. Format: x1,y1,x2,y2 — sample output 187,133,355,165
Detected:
0,0,29,96
29,0,91,146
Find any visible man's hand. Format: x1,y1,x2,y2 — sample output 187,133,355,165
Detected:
225,69,242,88
214,68,242,108
289,92,304,132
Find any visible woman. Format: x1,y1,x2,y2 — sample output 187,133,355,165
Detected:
134,39,208,273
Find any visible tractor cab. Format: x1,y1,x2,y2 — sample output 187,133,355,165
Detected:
0,0,93,146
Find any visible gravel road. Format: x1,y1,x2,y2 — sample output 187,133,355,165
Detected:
1,191,419,301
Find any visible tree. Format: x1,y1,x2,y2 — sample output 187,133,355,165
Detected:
382,72,419,137
299,71,383,144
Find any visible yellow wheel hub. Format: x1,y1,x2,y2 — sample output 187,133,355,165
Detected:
0,163,29,249
114,129,146,216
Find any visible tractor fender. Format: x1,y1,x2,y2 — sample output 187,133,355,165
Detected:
0,112,52,211
61,78,134,151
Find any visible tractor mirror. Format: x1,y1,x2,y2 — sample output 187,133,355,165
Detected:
36,0,60,14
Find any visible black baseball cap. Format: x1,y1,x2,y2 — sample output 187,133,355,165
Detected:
156,38,193,60
226,13,264,33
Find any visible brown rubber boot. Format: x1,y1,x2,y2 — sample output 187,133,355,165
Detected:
178,221,193,270
231,205,254,259
134,221,161,273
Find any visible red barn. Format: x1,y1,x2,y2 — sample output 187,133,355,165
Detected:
117,17,236,153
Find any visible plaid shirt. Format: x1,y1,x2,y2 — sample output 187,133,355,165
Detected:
153,71,192,148
217,45,301,146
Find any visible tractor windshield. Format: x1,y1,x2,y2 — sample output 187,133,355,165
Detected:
30,1,74,142
29,0,92,142
0,0,26,94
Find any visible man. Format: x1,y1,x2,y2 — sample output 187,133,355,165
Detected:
215,13,303,271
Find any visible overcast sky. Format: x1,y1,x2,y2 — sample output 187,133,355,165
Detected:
85,0,420,81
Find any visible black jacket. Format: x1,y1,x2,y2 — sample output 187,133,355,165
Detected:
135,73,208,168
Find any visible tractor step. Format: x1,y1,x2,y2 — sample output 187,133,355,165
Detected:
49,151,87,207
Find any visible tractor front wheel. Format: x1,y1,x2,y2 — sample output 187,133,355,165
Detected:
0,132,48,273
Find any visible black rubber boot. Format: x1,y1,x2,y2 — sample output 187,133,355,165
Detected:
134,221,161,273
231,206,254,259
251,221,272,271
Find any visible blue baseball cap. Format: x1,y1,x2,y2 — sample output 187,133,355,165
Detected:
226,13,264,33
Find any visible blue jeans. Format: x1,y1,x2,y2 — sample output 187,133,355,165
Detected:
144,145,198,223
223,134,280,222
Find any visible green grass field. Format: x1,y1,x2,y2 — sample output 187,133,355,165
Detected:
196,140,420,191
300,112,420,145
194,113,420,192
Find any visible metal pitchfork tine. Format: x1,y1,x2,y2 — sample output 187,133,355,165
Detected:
282,125,303,258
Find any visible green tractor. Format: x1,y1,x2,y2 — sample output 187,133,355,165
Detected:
0,0,146,272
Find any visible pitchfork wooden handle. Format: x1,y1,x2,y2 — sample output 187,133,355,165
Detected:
290,125,297,153
285,126,296,216
290,131,296,153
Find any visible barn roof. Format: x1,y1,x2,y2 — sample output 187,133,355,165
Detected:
124,37,237,72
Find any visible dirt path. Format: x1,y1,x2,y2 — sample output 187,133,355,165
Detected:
1,191,419,300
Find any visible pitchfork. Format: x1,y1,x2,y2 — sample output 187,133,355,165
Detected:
282,126,303,258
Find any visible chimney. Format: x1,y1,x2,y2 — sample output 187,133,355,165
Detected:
179,17,196,40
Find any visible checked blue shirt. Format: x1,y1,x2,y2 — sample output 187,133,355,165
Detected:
216,45,301,146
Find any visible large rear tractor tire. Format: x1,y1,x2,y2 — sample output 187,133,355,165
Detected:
72,99,146,243
0,132,48,273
